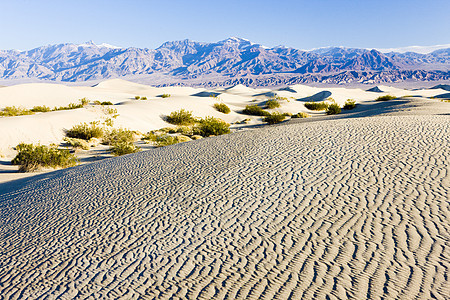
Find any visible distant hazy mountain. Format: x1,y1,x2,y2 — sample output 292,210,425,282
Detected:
0,38,449,86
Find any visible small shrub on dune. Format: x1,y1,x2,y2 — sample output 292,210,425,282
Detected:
265,99,281,109
166,109,195,125
160,94,171,98
66,121,104,140
54,98,87,111
194,117,230,137
263,112,286,124
141,97,147,100
30,105,52,113
64,137,90,150
135,96,141,100
102,128,137,145
375,95,397,101
110,142,141,156
304,101,329,111
0,106,34,117
12,143,77,172
101,101,113,105
242,105,270,116
343,99,356,110
326,103,341,115
291,112,310,118
213,102,231,114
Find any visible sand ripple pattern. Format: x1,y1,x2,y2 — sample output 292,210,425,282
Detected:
0,115,449,299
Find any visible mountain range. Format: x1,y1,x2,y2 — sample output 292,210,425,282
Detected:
1,38,449,87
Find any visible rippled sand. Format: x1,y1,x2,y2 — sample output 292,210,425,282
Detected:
0,100,449,299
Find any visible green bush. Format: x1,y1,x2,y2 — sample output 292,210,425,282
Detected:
110,142,140,156
103,128,136,145
66,122,104,140
343,99,356,109
135,96,141,100
54,98,87,111
242,105,270,116
265,99,281,109
194,117,230,137
263,112,286,124
30,105,52,112
291,112,310,118
326,103,341,115
161,94,171,98
213,102,231,114
375,95,397,101
166,109,195,125
11,143,77,172
100,101,113,105
141,97,147,100
0,106,34,117
304,101,329,111
64,137,90,150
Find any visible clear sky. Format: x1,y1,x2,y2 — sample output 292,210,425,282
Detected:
2,0,449,50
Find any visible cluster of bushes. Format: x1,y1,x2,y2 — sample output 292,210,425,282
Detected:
65,122,139,156
213,102,231,114
12,143,77,172
1,99,90,117
291,112,310,118
263,112,286,124
343,99,356,110
0,106,34,117
326,103,341,115
143,109,231,147
304,101,329,111
242,105,271,116
93,100,114,105
165,109,196,125
375,95,397,101
265,99,281,109
134,96,148,100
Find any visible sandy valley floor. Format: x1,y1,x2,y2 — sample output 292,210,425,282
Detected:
0,81,449,299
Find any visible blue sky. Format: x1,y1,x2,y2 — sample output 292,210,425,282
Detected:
2,0,449,50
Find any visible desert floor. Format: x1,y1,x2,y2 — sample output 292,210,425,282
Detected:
0,81,449,299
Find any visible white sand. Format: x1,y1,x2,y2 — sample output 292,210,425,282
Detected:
0,98,448,298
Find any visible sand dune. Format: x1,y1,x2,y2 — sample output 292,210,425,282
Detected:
0,97,448,299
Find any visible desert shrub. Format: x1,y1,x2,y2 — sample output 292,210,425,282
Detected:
242,105,270,116
343,99,356,109
11,143,77,172
153,135,178,147
0,106,34,117
326,103,341,115
213,102,231,114
64,137,90,150
141,97,147,100
135,96,141,100
103,128,136,145
375,95,396,101
194,117,230,137
265,99,281,109
110,142,140,156
30,105,52,112
304,101,329,111
80,98,89,106
291,112,310,118
166,109,195,125
161,94,171,98
263,112,286,124
66,121,104,140
100,101,113,105
54,98,87,111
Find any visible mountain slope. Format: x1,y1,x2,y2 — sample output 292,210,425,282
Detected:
0,38,449,86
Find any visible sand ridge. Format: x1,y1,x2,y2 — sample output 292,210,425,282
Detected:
0,108,449,298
